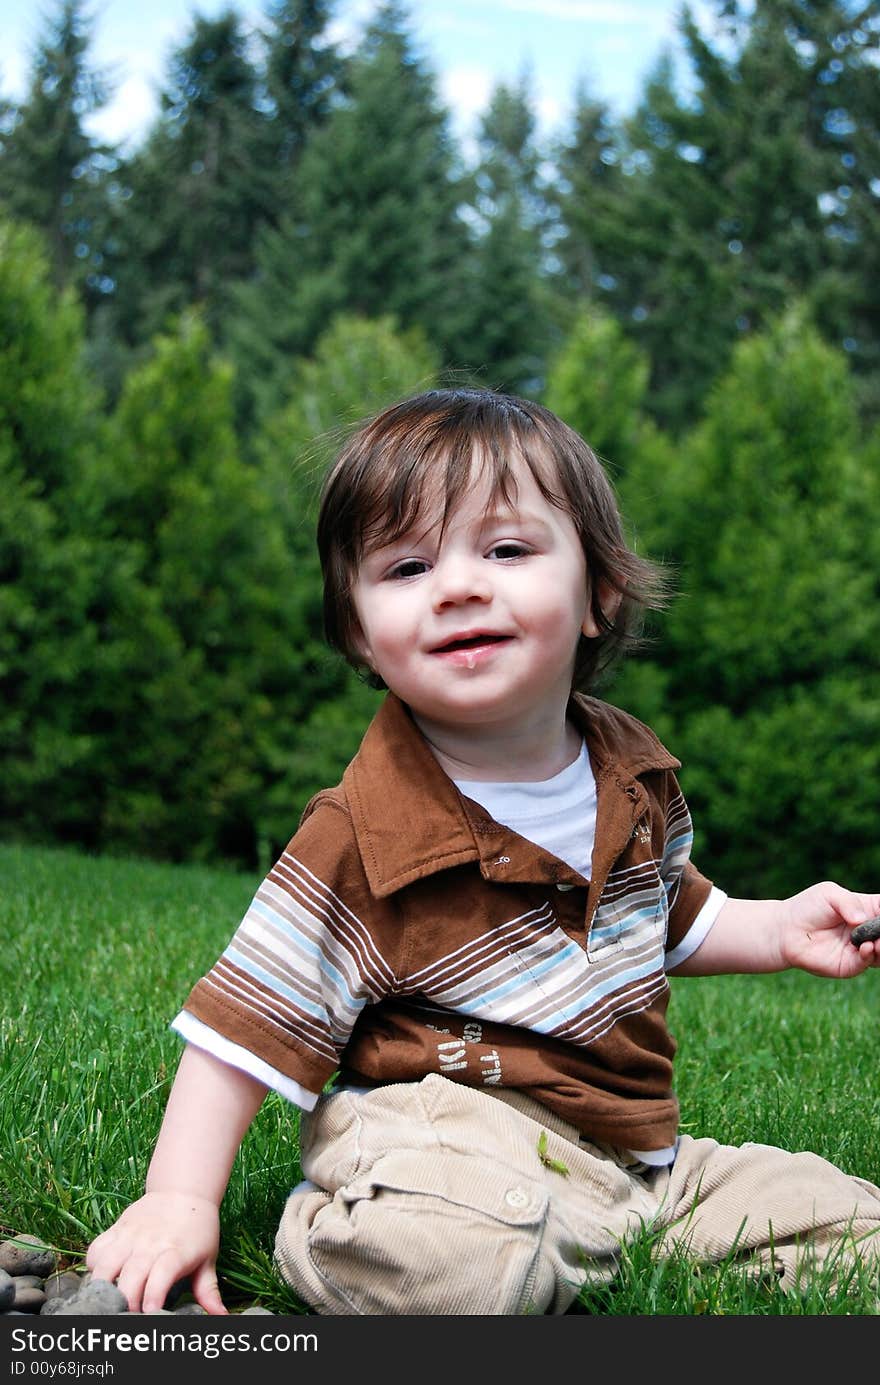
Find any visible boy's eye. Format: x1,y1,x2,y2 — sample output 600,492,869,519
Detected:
387,558,429,580
488,542,530,560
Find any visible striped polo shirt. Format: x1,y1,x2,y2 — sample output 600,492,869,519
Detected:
177,692,721,1153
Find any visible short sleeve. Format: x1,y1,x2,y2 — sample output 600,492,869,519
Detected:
180,794,400,1098
657,773,716,955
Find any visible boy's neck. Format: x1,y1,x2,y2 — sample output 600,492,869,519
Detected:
411,704,582,784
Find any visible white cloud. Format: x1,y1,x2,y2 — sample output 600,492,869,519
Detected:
440,63,495,128
0,52,29,101
442,63,494,107
325,0,380,54
85,73,158,151
534,90,568,130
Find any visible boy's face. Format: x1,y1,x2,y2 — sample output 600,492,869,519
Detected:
351,452,600,738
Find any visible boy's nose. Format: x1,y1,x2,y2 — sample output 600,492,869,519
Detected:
431,556,492,610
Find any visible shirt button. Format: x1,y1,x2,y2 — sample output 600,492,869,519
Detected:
505,1187,529,1209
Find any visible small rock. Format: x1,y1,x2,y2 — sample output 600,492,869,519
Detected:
0,1270,15,1311
11,1275,44,1291
42,1279,127,1316
44,1271,84,1301
851,915,880,946
40,1297,70,1316
11,1285,45,1313
0,1235,57,1279
172,1302,207,1315
240,1305,274,1315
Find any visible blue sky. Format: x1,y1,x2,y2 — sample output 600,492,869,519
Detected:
2,0,708,151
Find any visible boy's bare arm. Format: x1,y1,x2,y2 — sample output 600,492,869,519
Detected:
669,882,880,979
86,1044,268,1315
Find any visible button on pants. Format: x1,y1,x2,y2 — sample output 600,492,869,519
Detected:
273,1075,880,1315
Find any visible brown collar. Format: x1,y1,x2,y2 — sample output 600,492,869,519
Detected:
343,693,679,902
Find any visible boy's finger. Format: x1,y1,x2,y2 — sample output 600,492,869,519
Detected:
85,1226,115,1265
114,1262,149,1314
84,1235,125,1290
139,1248,193,1315
191,1263,228,1316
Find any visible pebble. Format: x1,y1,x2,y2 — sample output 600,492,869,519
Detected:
851,915,880,946
45,1270,82,1301
0,1235,57,1279
41,1279,128,1316
13,1285,47,1312
0,1230,276,1316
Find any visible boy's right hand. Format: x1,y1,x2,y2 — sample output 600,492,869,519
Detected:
86,1190,226,1315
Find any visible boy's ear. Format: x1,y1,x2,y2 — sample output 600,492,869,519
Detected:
350,617,374,671
582,581,622,639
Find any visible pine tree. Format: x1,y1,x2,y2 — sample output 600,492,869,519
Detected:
106,9,273,350
258,311,439,479
227,0,470,423
457,74,560,393
615,305,880,893
260,0,345,181
98,312,316,865
543,308,650,469
0,218,120,844
555,0,880,432
0,0,116,310
554,82,627,304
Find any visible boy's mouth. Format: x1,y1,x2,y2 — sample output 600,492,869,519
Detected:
430,632,511,654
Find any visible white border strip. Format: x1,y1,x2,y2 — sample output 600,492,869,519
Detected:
664,885,728,972
171,1009,321,1111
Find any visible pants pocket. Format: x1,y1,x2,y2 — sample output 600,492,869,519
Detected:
276,1147,550,1315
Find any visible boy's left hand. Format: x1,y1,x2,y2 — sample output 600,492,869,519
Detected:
782,882,880,978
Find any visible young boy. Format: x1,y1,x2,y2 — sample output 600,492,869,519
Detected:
87,388,880,1316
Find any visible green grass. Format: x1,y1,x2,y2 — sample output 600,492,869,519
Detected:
0,841,306,1313
2,841,878,1315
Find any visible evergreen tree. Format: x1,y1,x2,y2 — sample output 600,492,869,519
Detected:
556,0,880,432
615,306,880,894
258,311,439,479
227,0,470,423
0,0,116,310
543,308,651,469
260,0,345,181
553,82,627,304
783,0,880,423
98,312,319,865
106,9,272,351
457,74,560,393
0,218,119,845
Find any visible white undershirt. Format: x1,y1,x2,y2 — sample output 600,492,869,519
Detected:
453,740,595,878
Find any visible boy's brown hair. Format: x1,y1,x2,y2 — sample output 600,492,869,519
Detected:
316,388,666,692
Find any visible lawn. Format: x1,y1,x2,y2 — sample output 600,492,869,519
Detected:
2,840,878,1315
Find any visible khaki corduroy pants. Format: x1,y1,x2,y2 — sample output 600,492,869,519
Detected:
274,1074,880,1315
